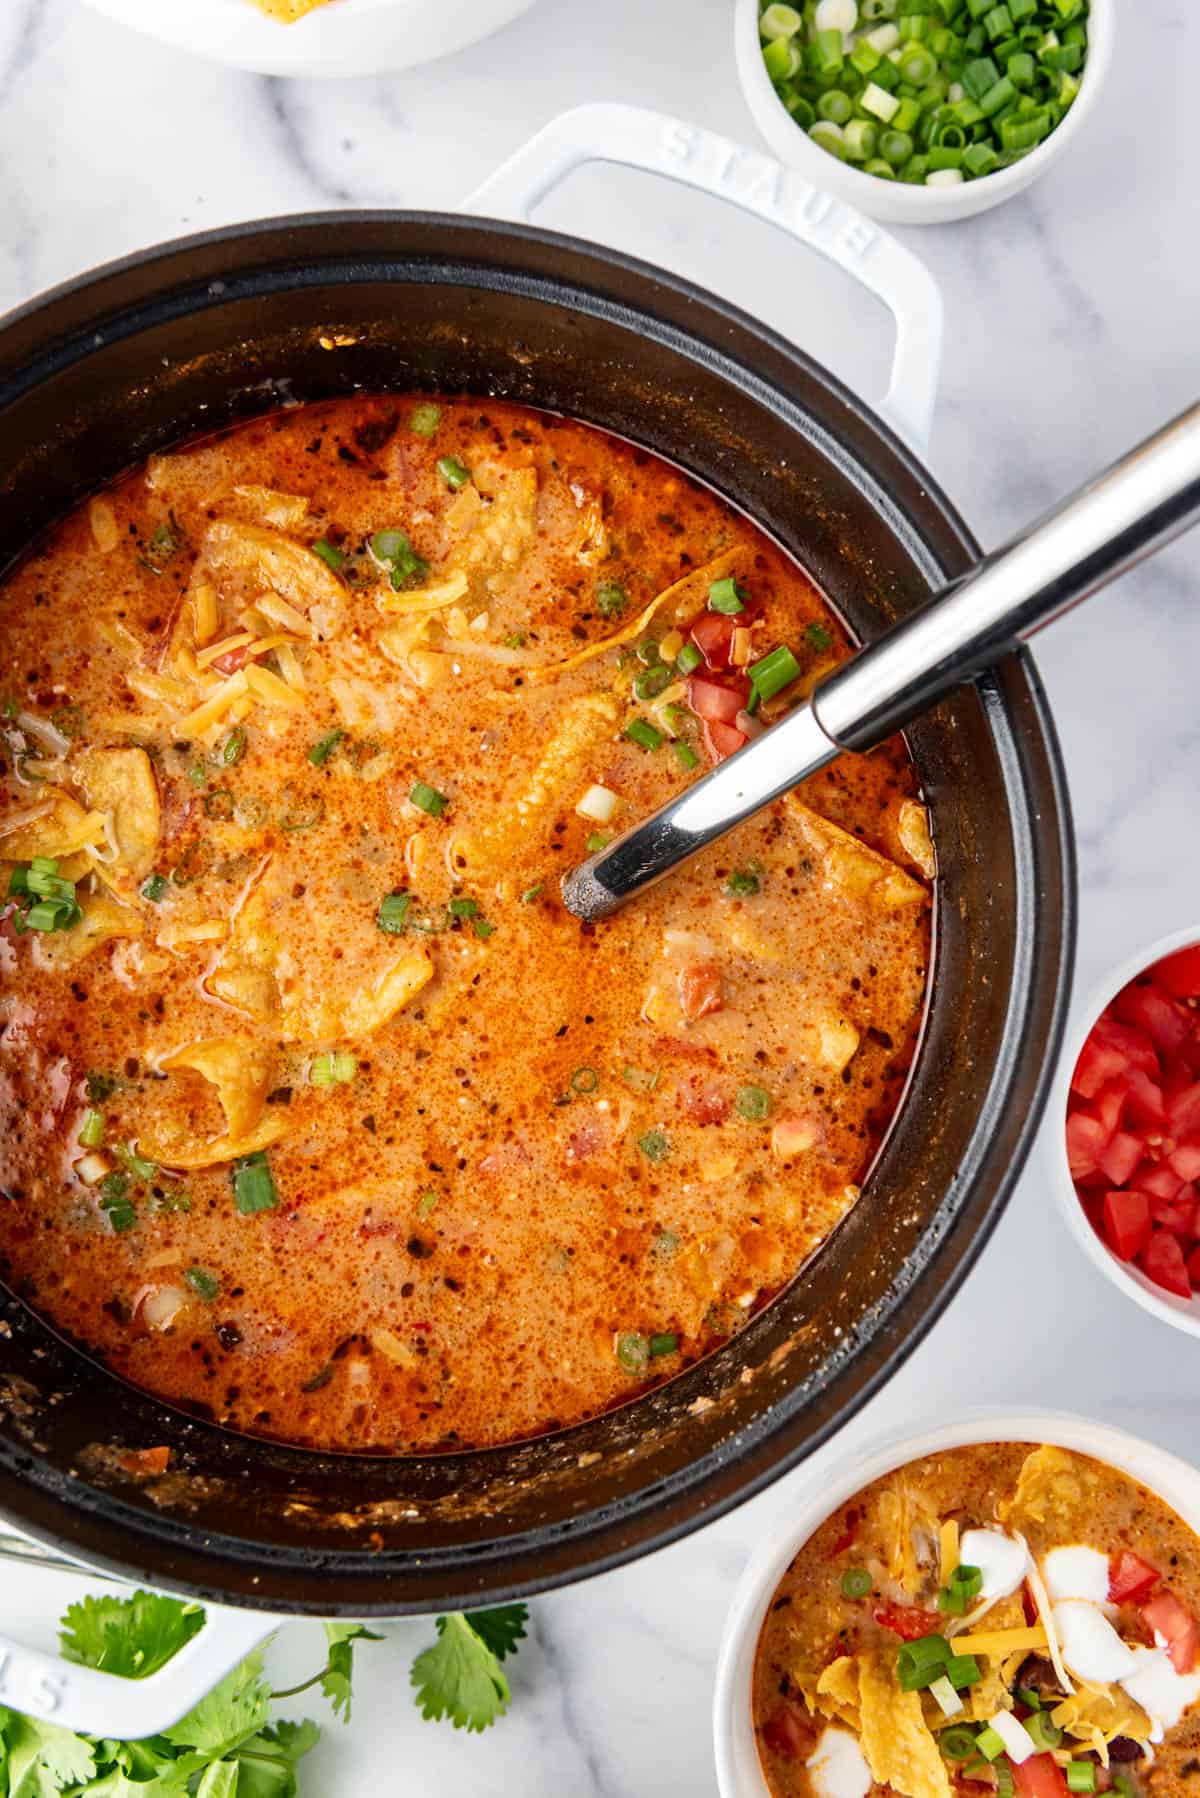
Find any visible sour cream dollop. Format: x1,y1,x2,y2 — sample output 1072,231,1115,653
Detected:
1043,1545,1111,1605
1054,1600,1137,1684
807,1726,872,1798
959,1528,1029,1601
1122,1642,1200,1738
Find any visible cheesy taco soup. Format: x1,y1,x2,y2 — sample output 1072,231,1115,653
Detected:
0,396,933,1453
754,1444,1200,1798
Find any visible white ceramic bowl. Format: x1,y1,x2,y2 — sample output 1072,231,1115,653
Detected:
81,0,537,79
1052,923,1200,1340
735,0,1114,225
713,1409,1200,1797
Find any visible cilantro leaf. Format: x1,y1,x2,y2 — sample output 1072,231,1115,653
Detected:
59,1590,205,1679
195,1762,240,1798
2,1711,96,1793
163,1647,272,1753
464,1603,528,1662
410,1609,525,1733
319,1621,383,1722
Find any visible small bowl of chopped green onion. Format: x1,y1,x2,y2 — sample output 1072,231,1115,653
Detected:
735,0,1112,223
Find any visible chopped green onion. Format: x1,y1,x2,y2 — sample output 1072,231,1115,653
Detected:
312,538,345,572
724,865,761,898
763,1,1087,184
1113,1777,1136,1798
760,2,802,39
624,718,664,752
818,89,854,127
220,725,248,767
937,1584,967,1616
417,1190,439,1219
232,1150,278,1215
1024,1712,1062,1752
938,1727,978,1763
99,1174,137,1233
1014,1688,1044,1711
736,1084,772,1121
186,1266,220,1301
676,640,703,675
708,577,746,615
929,1675,964,1719
974,1726,1007,1763
994,1762,1015,1798
449,896,479,919
117,1143,159,1183
840,1568,872,1599
521,883,543,904
1066,1767,1096,1795
951,1563,983,1600
635,637,661,667
585,832,610,852
474,918,496,940
376,891,412,935
311,1051,356,1086
78,1110,105,1149
637,1127,671,1163
634,664,673,701
897,1634,950,1691
141,873,169,903
570,1066,599,1094
749,643,802,702
409,780,448,817
596,580,627,618
436,455,471,490
409,403,442,438
616,1331,649,1375
623,1066,659,1094
278,788,325,834
806,621,834,655
944,1654,981,1691
672,741,701,772
307,728,343,766
648,1331,678,1358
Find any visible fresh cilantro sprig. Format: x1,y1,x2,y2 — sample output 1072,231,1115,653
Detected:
0,1587,530,1794
411,1604,529,1733
271,1621,384,1722
0,1590,333,1795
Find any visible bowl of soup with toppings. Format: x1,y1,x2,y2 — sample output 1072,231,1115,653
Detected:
715,1415,1200,1798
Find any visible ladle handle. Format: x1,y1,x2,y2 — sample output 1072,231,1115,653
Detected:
813,402,1200,753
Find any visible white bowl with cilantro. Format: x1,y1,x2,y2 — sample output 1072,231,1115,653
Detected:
735,0,1113,224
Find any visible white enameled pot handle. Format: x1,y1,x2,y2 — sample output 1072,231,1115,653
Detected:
0,1561,274,1735
466,102,943,455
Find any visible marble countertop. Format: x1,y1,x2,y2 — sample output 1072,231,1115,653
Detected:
1,0,1198,1791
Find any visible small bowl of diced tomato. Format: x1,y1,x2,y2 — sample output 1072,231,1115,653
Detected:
1060,928,1200,1332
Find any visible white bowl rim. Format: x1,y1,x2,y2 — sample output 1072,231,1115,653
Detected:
735,0,1115,217
1051,922,1200,1339
713,1406,1200,1798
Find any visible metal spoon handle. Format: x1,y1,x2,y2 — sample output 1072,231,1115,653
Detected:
564,402,1200,922
814,400,1200,751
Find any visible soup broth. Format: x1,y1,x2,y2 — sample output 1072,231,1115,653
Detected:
0,397,931,1452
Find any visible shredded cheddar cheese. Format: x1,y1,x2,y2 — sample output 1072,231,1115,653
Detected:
951,1625,1048,1658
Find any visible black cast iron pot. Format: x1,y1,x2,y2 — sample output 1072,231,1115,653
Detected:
0,204,1074,1614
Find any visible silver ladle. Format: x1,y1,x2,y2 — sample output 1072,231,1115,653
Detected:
563,402,1200,923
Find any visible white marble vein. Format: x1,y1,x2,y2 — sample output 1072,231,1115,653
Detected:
2,0,1200,1790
